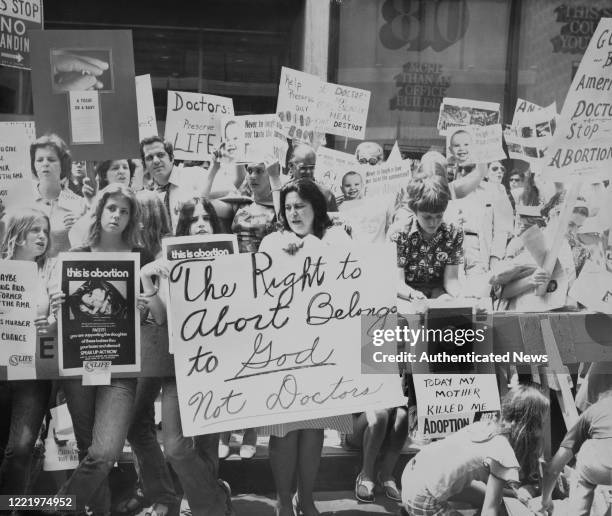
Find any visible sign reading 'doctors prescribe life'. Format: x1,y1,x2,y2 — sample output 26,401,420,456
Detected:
168,243,406,436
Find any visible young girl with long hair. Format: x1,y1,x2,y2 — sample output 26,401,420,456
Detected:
51,184,149,515
401,383,549,516
0,208,55,496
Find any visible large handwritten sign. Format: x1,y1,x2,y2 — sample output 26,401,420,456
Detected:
413,373,500,438
362,161,411,198
545,18,612,180
0,122,35,211
314,147,359,200
164,90,234,161
168,244,405,436
318,82,370,140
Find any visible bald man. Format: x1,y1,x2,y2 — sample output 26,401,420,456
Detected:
287,143,338,212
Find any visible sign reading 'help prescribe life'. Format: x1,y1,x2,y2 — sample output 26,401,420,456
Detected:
0,0,42,70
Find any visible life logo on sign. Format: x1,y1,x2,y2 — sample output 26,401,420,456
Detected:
0,0,42,70
84,361,111,372
8,353,33,366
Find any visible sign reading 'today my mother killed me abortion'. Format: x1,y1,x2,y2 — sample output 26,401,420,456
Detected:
168,244,405,436
58,252,140,376
546,18,612,180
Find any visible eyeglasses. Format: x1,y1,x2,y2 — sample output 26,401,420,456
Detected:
490,165,505,172
358,157,379,166
509,177,522,183
289,162,315,172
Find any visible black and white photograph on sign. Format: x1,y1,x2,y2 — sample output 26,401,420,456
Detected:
58,253,139,375
4,2,612,515
50,48,114,93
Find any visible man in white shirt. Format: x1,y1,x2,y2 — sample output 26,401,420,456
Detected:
141,136,230,232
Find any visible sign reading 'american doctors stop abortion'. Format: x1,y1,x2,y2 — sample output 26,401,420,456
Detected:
168,243,406,436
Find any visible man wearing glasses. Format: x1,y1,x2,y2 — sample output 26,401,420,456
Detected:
287,143,338,211
355,141,384,166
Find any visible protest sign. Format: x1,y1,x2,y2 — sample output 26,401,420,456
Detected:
220,114,287,164
362,161,411,198
43,412,79,471
545,18,612,180
135,74,157,140
506,102,557,164
437,97,500,136
569,259,612,313
30,30,139,161
0,261,37,377
318,82,370,140
167,243,405,436
0,121,35,210
58,252,140,376
446,124,506,165
276,66,322,145
413,373,500,438
386,141,402,164
0,0,42,70
161,234,238,353
164,90,234,161
314,147,359,200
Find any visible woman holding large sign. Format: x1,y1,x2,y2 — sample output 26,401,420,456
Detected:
0,208,55,497
259,179,352,516
50,184,148,515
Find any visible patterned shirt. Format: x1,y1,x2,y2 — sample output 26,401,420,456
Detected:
387,215,464,287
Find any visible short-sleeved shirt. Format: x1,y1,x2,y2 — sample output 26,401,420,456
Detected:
387,215,464,289
401,422,520,506
561,396,612,455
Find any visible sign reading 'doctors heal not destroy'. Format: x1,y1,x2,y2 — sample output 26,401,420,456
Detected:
168,243,406,436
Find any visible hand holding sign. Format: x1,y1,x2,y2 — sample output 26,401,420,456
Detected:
52,51,109,92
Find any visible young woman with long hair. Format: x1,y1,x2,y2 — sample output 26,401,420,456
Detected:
139,196,233,516
0,208,55,496
50,184,150,515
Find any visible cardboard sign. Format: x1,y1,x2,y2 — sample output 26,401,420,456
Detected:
545,18,612,180
413,373,501,438
220,114,287,164
569,259,612,313
318,82,370,139
29,30,139,161
43,412,79,471
276,67,322,145
0,121,35,210
0,260,37,373
168,244,405,436
506,102,557,165
314,147,359,199
437,97,501,136
164,90,234,161
161,234,239,353
0,0,42,70
362,161,411,198
446,124,506,165
135,74,157,140
58,252,140,376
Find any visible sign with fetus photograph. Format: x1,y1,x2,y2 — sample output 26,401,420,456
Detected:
57,252,140,376
168,243,406,436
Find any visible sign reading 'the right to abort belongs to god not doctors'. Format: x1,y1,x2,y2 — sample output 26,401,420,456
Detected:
58,252,140,376
167,243,406,437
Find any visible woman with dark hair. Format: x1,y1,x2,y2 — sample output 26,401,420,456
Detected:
135,196,234,516
401,383,549,516
50,184,152,515
259,178,352,516
0,208,55,497
95,159,136,190
30,133,87,257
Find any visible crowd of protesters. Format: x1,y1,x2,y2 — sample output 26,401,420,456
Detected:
1,119,611,516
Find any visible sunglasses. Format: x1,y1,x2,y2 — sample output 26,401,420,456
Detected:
358,157,379,166
490,165,505,172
